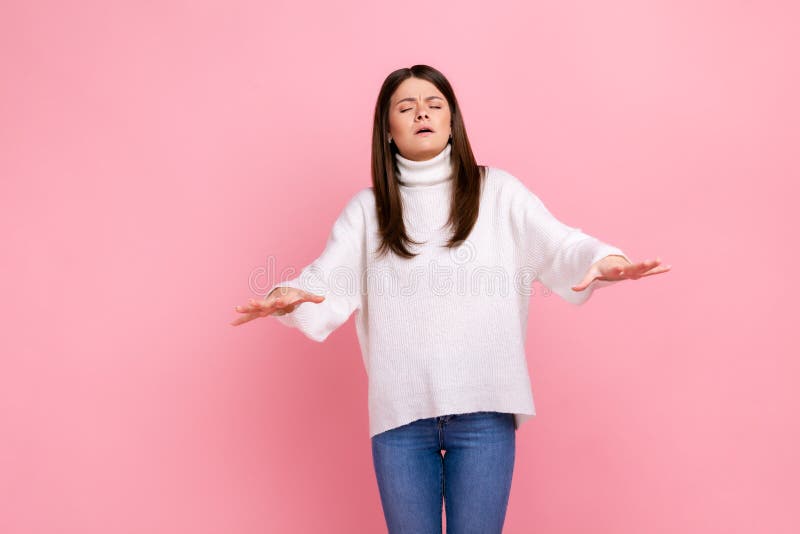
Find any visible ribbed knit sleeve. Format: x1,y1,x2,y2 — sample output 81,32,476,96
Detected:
502,171,630,306
266,189,367,342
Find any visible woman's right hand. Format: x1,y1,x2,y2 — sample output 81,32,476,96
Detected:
230,287,325,326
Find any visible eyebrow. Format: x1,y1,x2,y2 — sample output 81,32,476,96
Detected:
395,95,445,106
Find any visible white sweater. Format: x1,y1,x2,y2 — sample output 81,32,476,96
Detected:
268,143,629,438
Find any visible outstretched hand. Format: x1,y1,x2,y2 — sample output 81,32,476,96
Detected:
230,287,325,326
572,255,671,292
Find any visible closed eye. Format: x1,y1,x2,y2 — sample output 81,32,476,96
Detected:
400,106,442,113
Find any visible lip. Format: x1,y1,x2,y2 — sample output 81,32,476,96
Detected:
414,125,435,134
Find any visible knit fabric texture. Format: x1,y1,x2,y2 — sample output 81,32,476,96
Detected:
268,143,629,437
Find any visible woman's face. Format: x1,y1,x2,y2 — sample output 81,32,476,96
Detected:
387,77,452,161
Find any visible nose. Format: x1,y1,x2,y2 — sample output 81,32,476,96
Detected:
416,106,429,121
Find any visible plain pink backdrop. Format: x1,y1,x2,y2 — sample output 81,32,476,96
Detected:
2,1,798,533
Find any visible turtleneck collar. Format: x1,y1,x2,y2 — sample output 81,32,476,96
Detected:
395,143,453,188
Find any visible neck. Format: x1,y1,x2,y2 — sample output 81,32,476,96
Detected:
395,143,453,188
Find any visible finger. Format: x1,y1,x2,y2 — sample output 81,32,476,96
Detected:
618,258,662,279
631,258,666,279
638,258,662,271
625,260,652,273
233,301,286,322
236,298,273,314
235,297,284,316
230,312,260,326
234,303,259,314
243,291,324,318
639,264,672,277
271,294,323,314
618,261,671,281
241,298,267,312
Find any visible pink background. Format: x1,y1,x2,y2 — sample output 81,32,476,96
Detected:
2,1,798,533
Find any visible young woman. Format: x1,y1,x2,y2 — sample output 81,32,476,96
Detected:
233,65,670,533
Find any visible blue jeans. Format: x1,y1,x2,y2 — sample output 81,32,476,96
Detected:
371,411,516,534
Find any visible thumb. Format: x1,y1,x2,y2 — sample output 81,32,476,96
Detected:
572,269,599,291
301,291,325,303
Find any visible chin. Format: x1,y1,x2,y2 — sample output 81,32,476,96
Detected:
396,138,448,161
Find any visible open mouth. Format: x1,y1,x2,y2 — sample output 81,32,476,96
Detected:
416,128,433,135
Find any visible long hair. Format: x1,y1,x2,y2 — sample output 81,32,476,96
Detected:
371,65,487,259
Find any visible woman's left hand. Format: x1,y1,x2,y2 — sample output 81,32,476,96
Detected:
571,255,671,291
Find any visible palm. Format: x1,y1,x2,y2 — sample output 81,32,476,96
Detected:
230,288,325,326
572,256,671,292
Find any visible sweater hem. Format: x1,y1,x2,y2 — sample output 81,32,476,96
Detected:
368,383,537,438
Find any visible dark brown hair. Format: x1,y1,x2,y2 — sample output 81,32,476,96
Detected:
371,65,487,259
